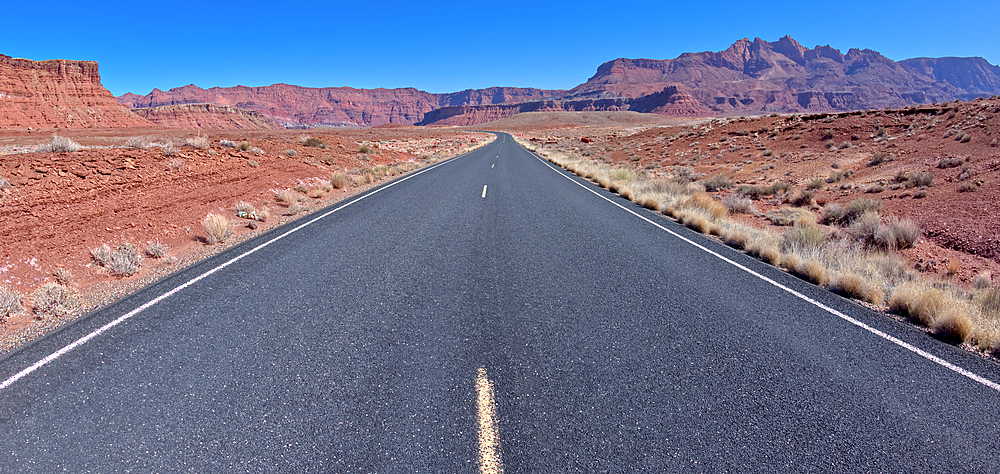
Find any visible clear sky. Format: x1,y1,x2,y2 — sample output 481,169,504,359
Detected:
3,0,998,97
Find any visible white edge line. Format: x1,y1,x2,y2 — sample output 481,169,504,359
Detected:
525,147,1000,393
0,148,481,392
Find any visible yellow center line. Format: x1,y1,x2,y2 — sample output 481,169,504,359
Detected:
491,163,495,169
482,185,488,198
476,368,503,474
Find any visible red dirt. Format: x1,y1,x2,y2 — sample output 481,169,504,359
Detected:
0,128,490,353
502,99,1000,285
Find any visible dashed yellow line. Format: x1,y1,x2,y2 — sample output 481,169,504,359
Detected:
492,163,495,169
482,185,488,198
476,368,503,474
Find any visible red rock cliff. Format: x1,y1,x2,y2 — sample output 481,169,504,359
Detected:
0,54,151,129
131,104,282,130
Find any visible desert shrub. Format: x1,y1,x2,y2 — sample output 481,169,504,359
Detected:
782,222,827,252
822,130,835,140
838,141,852,149
237,141,253,151
202,213,233,245
765,181,792,195
124,136,151,149
234,201,259,219
957,165,973,182
90,244,113,267
0,285,23,320
805,178,826,191
673,166,704,181
931,308,974,343
821,198,881,226
914,190,927,198
790,189,816,207
722,193,756,214
978,287,1000,316
788,256,828,286
184,135,209,149
766,207,816,226
249,146,265,155
294,184,310,194
905,171,933,188
302,137,325,149
865,183,884,193
53,267,71,286
736,185,765,200
106,243,142,277
47,135,82,153
884,217,920,249
146,241,168,258
359,144,373,154
958,181,978,193
937,156,965,168
31,283,79,318
700,175,732,192
330,173,348,189
285,149,298,156
972,272,993,290
162,141,179,156
220,139,237,148
287,202,309,215
868,152,892,167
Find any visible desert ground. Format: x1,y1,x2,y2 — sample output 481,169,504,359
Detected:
0,127,491,353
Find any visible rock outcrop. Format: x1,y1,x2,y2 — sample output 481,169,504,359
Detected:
0,54,151,129
130,104,283,129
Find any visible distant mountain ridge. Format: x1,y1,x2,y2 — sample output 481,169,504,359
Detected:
116,83,567,128
116,36,1000,127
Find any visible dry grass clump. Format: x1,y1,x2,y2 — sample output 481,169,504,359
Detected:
161,141,179,156
888,282,975,343
124,136,151,150
782,222,827,252
821,198,882,226
287,202,309,215
0,285,23,320
184,135,209,149
146,241,168,258
220,139,237,148
766,207,816,226
685,193,728,219
330,173,348,189
744,234,782,265
972,272,993,290
202,213,233,245
786,255,828,286
848,212,920,250
31,283,79,319
828,272,884,305
275,189,300,206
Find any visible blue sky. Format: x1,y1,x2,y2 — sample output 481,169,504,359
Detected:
4,0,998,96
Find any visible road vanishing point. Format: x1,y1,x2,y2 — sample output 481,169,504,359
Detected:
2,133,1000,472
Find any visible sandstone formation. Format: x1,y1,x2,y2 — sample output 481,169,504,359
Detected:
0,54,151,130
117,84,567,127
567,36,1000,115
131,104,282,129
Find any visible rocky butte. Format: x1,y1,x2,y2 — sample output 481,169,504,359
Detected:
0,54,151,129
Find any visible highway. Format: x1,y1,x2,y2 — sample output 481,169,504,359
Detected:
2,132,1000,472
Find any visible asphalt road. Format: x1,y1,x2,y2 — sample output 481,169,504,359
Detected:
3,133,1000,472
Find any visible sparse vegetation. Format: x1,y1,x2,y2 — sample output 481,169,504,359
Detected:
124,136,151,150
237,141,253,151
700,175,732,192
722,193,756,214
44,135,83,153
275,189,299,206
220,139,237,148
868,152,892,167
820,198,881,226
184,135,209,149
202,213,233,245
31,283,79,319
